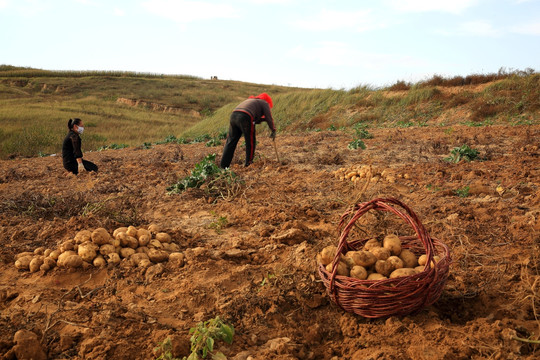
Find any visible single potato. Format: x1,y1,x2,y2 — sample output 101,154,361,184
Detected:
320,245,337,265
383,234,402,256
91,228,111,246
363,239,381,251
370,247,391,261
374,260,394,277
155,232,172,243
351,250,378,267
389,268,418,279
74,230,92,244
367,273,387,280
325,261,350,277
399,249,418,268
350,265,368,280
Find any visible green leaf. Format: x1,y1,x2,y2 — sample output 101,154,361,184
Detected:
211,352,227,360
220,325,235,344
187,353,199,360
206,337,214,352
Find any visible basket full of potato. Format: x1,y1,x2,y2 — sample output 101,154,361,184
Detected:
318,197,451,318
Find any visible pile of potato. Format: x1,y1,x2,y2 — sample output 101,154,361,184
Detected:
14,225,185,273
332,165,410,184
318,234,440,280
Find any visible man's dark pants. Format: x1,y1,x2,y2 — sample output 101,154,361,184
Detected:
220,111,255,168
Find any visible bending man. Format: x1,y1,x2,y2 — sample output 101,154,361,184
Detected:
220,93,276,168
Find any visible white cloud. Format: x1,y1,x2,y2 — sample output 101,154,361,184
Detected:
437,20,500,37
511,22,540,36
141,0,239,22
458,20,500,36
75,0,99,5
114,7,125,16
293,9,385,32
287,42,417,68
386,0,478,14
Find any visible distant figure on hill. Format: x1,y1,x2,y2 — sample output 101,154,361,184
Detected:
62,118,98,175
220,93,276,168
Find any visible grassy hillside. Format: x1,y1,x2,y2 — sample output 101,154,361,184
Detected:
0,66,304,158
191,72,539,138
0,66,538,159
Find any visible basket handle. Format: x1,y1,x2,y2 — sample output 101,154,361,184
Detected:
329,197,436,293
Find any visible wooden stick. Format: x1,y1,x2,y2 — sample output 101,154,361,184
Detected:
272,138,281,163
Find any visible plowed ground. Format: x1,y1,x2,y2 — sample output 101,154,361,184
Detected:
0,125,539,359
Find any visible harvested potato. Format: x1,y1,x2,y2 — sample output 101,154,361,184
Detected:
363,239,381,251
342,253,356,268
168,252,185,267
60,240,75,252
351,250,377,267
106,253,121,265
320,245,337,265
418,254,441,267
148,249,169,263
15,252,34,260
119,248,136,259
40,257,56,272
78,242,98,263
130,253,150,267
138,259,153,268
386,256,404,270
325,261,350,277
113,227,128,238
399,249,418,268
43,257,56,269
43,249,52,257
74,230,92,244
374,260,394,277
126,226,138,237
29,256,44,273
99,244,116,256
367,273,387,280
162,242,180,253
91,228,111,246
155,232,172,243
383,234,402,256
49,249,61,260
34,247,45,255
389,268,418,278
138,234,151,247
148,239,164,249
64,255,83,268
415,265,425,272
57,251,77,267
350,265,368,280
136,246,150,254
370,247,391,260
93,255,106,267
110,237,121,248
119,234,138,249
147,224,160,234
137,228,151,239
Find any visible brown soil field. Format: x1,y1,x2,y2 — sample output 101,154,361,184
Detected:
0,125,539,359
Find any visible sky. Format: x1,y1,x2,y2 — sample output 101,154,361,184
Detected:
0,0,539,89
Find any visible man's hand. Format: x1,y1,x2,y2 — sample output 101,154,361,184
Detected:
78,163,85,174
270,130,276,140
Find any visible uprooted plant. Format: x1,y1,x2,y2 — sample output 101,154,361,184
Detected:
167,154,244,200
184,316,235,360
444,144,480,163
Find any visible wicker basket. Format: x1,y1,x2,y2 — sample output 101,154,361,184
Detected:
318,197,451,318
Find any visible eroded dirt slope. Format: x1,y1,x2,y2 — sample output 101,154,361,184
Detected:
0,125,539,359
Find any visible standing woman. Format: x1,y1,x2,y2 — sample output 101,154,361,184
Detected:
62,118,98,175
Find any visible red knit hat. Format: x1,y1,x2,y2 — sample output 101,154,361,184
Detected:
250,93,273,108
